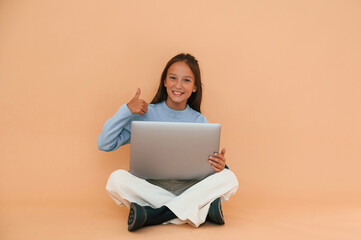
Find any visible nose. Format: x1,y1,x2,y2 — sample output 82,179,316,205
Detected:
176,79,182,89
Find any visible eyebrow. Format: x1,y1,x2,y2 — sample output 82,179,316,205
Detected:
168,73,193,79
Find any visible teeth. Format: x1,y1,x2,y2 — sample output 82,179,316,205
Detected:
173,91,183,95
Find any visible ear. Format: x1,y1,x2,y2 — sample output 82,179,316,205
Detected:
164,79,167,87
192,85,197,92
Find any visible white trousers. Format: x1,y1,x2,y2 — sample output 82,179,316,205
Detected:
106,169,239,228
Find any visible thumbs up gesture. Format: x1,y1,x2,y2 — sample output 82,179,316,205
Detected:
127,88,148,115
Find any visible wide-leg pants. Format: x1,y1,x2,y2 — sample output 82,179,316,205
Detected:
106,169,239,228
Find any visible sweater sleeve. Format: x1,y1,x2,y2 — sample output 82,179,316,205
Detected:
97,104,135,152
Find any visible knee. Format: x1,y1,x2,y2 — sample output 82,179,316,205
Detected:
220,169,239,187
106,169,129,192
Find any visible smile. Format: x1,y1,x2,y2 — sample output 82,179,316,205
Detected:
172,91,184,96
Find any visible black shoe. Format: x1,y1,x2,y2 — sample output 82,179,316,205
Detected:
128,202,147,232
206,198,225,225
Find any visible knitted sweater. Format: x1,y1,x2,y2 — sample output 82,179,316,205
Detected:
98,101,208,152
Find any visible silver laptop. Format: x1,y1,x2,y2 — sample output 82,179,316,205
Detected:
129,121,221,180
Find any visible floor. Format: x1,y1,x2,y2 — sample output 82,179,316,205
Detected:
2,198,360,240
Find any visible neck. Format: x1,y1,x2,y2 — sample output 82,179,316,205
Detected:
165,99,187,110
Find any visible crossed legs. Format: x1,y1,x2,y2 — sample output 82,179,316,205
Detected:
106,169,239,228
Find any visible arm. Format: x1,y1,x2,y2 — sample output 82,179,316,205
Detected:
97,88,148,152
97,104,134,151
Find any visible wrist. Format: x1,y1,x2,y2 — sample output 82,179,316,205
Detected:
126,103,134,114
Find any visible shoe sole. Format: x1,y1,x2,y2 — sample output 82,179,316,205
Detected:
128,203,147,231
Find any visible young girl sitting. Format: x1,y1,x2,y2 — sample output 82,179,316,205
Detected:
97,53,239,231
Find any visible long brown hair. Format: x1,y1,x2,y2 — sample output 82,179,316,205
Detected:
151,53,203,113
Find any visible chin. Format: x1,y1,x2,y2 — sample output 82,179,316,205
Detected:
171,99,185,104
167,96,186,105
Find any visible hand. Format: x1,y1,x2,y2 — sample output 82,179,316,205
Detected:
127,88,148,115
208,148,226,172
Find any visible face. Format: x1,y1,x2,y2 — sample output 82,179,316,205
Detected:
164,61,197,110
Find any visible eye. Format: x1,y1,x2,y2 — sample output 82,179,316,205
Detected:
170,76,176,80
184,79,191,82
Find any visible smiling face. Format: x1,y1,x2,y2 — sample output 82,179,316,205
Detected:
164,61,197,110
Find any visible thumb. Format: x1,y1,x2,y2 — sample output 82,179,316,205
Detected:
134,88,141,99
221,148,226,156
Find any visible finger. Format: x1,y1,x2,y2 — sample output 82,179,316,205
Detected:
134,88,141,99
210,156,226,168
209,160,224,170
212,154,225,163
221,148,226,156
211,164,222,172
141,102,148,112
141,100,148,108
208,157,225,168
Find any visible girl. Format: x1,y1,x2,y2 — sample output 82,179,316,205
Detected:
97,53,238,231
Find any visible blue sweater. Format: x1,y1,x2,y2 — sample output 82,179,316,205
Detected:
97,101,208,152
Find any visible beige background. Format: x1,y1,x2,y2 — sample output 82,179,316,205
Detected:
1,0,360,239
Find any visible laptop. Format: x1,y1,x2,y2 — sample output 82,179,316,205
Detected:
129,121,221,180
